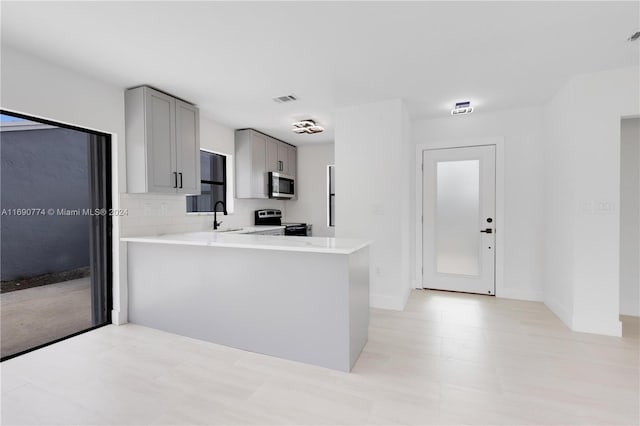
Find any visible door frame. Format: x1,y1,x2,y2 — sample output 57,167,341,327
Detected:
415,137,505,296
0,109,113,361
1,107,123,325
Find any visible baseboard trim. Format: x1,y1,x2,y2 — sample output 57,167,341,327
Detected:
572,317,622,337
111,309,127,325
544,297,573,329
545,298,624,337
370,287,412,311
619,306,640,317
498,289,544,302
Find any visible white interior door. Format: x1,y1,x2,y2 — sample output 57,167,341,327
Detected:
422,145,496,295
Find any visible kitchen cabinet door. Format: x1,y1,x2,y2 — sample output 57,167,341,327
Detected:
235,129,268,198
277,142,289,174
266,137,279,172
145,88,176,193
287,145,297,178
175,100,200,195
251,132,268,197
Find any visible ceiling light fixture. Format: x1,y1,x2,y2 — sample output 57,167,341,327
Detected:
291,119,324,134
273,94,298,103
451,101,473,116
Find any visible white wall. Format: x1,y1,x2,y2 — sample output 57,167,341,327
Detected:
285,144,335,237
620,118,640,317
1,46,129,324
411,107,546,301
543,66,640,336
542,82,577,328
335,99,412,310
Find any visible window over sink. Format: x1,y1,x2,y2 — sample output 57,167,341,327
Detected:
186,150,230,213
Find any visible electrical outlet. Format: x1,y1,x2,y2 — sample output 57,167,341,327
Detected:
579,200,615,215
595,201,614,214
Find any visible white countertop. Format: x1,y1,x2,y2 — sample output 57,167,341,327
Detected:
121,231,370,254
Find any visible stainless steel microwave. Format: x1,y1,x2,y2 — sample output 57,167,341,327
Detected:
268,172,295,199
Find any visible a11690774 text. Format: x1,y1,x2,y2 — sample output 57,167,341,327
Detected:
1,208,128,216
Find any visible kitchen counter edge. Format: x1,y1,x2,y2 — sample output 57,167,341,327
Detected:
120,232,371,255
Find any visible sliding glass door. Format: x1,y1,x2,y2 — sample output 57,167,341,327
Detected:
0,111,112,360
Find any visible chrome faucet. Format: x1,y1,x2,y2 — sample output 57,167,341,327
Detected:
213,200,227,230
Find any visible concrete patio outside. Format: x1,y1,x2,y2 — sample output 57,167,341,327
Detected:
1,277,92,358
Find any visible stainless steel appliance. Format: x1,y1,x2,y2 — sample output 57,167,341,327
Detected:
268,172,295,199
254,209,311,236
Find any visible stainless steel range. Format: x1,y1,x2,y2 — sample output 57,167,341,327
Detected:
254,209,312,236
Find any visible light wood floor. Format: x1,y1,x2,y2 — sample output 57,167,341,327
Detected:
1,290,638,425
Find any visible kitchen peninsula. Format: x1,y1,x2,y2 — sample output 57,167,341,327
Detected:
121,232,370,372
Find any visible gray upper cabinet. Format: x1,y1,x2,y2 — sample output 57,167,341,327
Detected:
235,129,297,199
271,137,295,175
277,142,289,174
175,100,200,194
142,88,175,193
125,86,200,194
287,145,297,178
235,129,268,198
266,137,279,173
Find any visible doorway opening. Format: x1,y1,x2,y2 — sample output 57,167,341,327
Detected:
0,110,112,360
619,117,640,336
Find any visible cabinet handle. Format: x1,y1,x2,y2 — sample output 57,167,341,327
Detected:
173,172,178,188
179,172,183,189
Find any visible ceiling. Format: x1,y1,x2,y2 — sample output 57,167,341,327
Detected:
1,1,638,145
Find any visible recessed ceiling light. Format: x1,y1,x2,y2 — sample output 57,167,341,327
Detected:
451,101,473,116
628,31,640,42
291,119,324,134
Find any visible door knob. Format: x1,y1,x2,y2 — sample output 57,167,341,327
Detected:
480,228,493,234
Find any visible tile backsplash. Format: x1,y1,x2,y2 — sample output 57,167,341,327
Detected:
119,193,285,237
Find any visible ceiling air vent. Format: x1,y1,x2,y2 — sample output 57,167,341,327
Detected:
273,94,298,103
628,31,640,42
